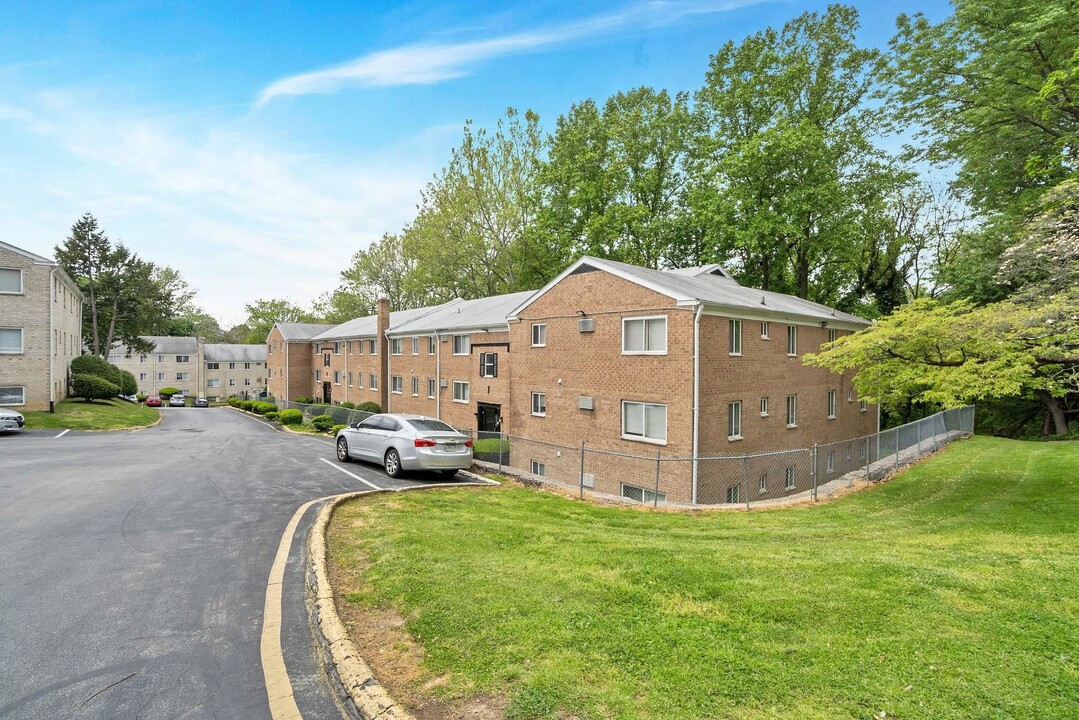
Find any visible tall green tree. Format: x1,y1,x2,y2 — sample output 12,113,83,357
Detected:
241,298,314,344
319,232,433,322
690,4,910,307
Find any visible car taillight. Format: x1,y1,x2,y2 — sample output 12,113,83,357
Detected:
414,438,436,447
465,440,473,448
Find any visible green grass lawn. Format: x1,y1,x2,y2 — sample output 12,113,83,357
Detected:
328,436,1079,720
21,398,161,431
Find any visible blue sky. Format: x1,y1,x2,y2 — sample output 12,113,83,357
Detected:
0,0,948,326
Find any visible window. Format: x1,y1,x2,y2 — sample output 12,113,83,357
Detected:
157,355,165,362
848,387,854,402
621,401,667,443
315,370,321,381
452,380,469,403
0,328,24,353
428,336,437,355
139,373,147,381
107,354,120,363
427,378,435,398
760,321,769,339
531,392,546,416
479,352,498,378
0,268,22,293
726,485,740,504
452,335,470,355
786,394,797,427
531,323,547,347
244,378,251,386
176,372,190,381
206,362,219,370
621,483,666,504
334,371,341,385
530,460,546,477
347,372,353,386
245,362,252,369
369,373,377,390
315,344,321,354
139,355,147,363
268,369,272,378
157,373,165,382
827,450,835,474
369,339,377,354
356,374,363,389
229,362,236,370
207,379,220,388
728,401,742,439
860,399,868,413
760,396,769,417
391,375,403,394
787,325,797,356
0,386,25,405
828,328,838,343
827,389,836,419
176,355,189,363
758,474,767,494
391,338,403,355
412,337,419,355
348,341,353,354
356,341,363,355
229,378,236,387
785,466,796,490
411,377,419,396
729,319,742,355
622,316,667,354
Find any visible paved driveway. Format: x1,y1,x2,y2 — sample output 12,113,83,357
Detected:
0,408,463,719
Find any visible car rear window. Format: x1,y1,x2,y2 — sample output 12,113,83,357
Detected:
406,418,457,432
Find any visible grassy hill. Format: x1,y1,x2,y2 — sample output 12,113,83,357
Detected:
21,398,160,431
328,437,1079,720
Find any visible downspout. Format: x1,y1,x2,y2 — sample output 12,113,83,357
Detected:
691,303,703,505
48,268,55,412
435,332,441,420
285,339,290,402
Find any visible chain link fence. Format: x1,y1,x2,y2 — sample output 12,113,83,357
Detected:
277,400,376,427
464,406,975,509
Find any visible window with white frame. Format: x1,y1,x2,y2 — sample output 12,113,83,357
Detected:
207,379,220,388
531,323,546,347
139,355,147,363
411,377,420,396
530,460,546,477
244,378,251,386
176,355,190,363
428,336,437,354
760,321,769,339
828,328,837,343
787,325,797,356
334,371,341,385
157,373,165,381
390,338,403,355
860,399,868,412
315,369,321,381
0,268,22,293
726,485,740,503
760,396,769,417
314,344,321,354
369,373,377,389
229,378,236,387
176,372,190,381
452,380,469,403
728,401,742,439
848,387,854,402
827,389,836,419
427,378,435,398
758,474,767,494
786,394,797,427
622,400,667,443
333,342,342,355
347,341,353,354
355,341,362,355
229,362,236,370
479,352,498,378
621,483,666,503
245,362,252,369
107,354,120,363
348,372,353,386
139,373,147,381
0,386,25,405
369,339,377,354
391,375,403,394
0,328,24,353
206,362,219,370
531,392,546,416
452,335,469,355
356,374,363,389
827,450,835,474
622,316,667,354
157,355,165,362
785,466,796,490
729,319,742,355
412,337,419,355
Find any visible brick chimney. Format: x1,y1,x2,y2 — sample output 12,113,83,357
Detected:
377,296,390,411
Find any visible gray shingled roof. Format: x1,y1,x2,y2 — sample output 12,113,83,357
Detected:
0,240,54,264
142,336,200,354
311,302,457,341
275,322,336,341
388,291,535,335
511,257,869,327
204,344,267,362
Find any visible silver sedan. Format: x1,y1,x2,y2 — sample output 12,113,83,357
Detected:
0,408,25,433
335,413,473,478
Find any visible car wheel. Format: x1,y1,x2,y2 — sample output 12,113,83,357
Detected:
440,469,458,478
384,448,402,478
336,437,351,463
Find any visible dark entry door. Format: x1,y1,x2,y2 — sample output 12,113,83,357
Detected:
322,381,332,404
476,402,501,432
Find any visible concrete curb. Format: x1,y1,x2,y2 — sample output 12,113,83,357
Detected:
306,473,498,720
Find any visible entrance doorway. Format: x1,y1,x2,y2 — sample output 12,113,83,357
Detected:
476,402,501,433
322,381,332,404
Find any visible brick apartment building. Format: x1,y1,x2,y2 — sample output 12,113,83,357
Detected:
265,256,877,503
265,322,335,402
0,241,83,412
111,337,268,401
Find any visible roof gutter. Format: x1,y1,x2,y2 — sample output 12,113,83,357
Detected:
691,302,702,505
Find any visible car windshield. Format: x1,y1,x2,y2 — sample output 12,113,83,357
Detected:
406,418,457,432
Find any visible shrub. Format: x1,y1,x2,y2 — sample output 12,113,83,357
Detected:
159,387,180,400
118,370,138,396
264,411,279,421
331,424,347,435
311,414,334,432
357,401,381,413
72,373,121,402
339,401,356,409
278,408,303,425
241,400,257,412
294,396,315,404
256,401,277,415
136,393,147,402
227,397,242,407
71,355,125,388
472,438,511,454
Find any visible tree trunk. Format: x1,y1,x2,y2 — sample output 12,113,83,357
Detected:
1036,390,1069,436
87,269,100,355
103,298,119,358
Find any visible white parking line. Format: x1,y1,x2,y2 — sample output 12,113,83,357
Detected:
54,429,70,439
318,458,383,491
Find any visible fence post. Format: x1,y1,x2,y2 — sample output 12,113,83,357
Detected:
812,444,818,501
863,437,870,485
654,451,661,508
916,420,922,457
498,431,504,473
894,429,900,473
579,441,585,500
742,455,750,511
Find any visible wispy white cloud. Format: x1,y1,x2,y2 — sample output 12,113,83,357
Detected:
256,0,762,104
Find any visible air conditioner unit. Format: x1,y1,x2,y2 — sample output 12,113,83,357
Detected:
577,395,594,410
581,473,595,489
440,379,449,387
578,317,594,333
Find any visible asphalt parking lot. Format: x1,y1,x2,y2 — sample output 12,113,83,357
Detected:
0,407,472,719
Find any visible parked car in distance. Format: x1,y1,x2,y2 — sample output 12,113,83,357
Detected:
169,395,186,407
193,397,209,408
0,408,25,433
336,413,473,478
145,395,162,407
